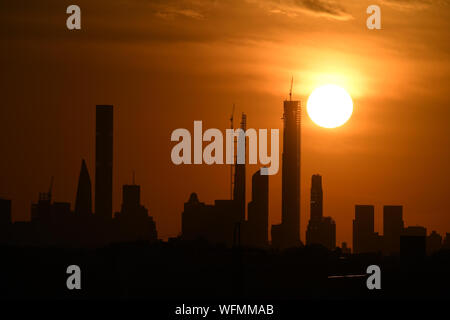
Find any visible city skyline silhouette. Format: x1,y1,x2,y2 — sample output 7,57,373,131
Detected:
2,1,450,247
1,101,449,254
1,0,450,302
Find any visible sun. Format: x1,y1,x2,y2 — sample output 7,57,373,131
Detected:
306,84,353,128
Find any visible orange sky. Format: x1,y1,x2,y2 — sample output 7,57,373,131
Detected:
1,0,449,246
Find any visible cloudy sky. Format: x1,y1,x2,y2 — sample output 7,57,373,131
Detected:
1,0,449,245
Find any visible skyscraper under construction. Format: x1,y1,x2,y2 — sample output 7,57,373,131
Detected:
272,89,301,248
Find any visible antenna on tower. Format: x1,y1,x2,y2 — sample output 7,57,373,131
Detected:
289,76,293,101
230,104,235,200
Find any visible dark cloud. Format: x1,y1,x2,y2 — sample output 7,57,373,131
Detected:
293,0,351,17
140,0,353,21
0,0,353,47
380,0,449,9
252,0,353,20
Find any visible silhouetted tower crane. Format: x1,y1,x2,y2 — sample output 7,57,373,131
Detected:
229,103,235,199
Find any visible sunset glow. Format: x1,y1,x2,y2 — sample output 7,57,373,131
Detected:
306,84,353,128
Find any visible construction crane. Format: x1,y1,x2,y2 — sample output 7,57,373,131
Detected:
229,103,235,200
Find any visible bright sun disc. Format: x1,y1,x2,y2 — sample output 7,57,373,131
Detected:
306,84,353,128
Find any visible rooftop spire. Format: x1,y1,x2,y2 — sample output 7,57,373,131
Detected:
289,76,293,101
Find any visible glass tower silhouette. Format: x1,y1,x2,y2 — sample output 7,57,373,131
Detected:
75,159,92,216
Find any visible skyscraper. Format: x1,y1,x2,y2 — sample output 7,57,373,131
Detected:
383,205,404,254
95,105,113,219
122,184,141,214
75,159,92,216
246,169,269,247
282,98,301,247
272,97,301,248
181,111,248,247
114,181,157,243
353,205,376,253
310,174,323,222
306,174,336,250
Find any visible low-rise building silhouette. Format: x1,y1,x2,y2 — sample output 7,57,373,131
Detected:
403,226,427,237
383,205,403,255
427,230,442,254
341,241,351,254
443,233,450,250
181,193,240,246
353,205,378,253
0,198,12,242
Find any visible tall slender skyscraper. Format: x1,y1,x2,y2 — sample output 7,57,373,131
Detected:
272,94,301,248
95,105,113,219
75,159,92,216
281,98,301,247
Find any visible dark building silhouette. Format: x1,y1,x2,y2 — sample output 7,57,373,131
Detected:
181,114,256,246
95,105,113,219
310,174,323,221
181,193,240,246
400,226,427,259
75,159,92,216
320,217,336,249
272,97,301,248
401,235,426,259
443,233,450,250
243,169,269,247
114,181,157,243
427,230,442,254
30,178,55,223
341,241,351,254
383,205,404,255
403,226,427,237
182,164,268,248
306,175,336,250
0,198,11,226
0,198,12,242
29,182,74,246
353,205,378,253
0,104,161,248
